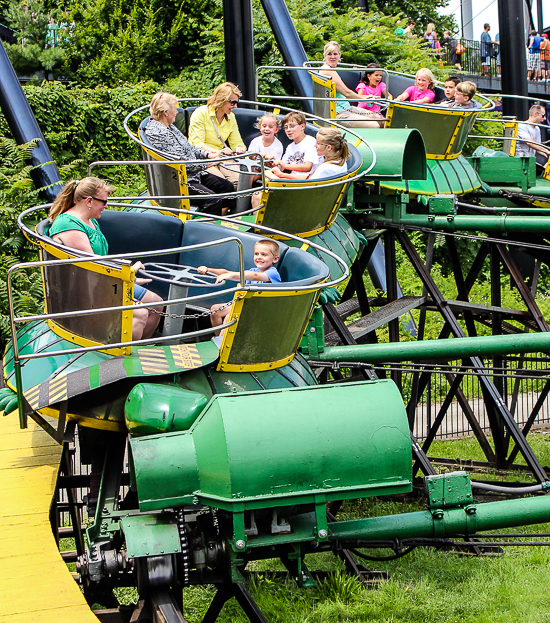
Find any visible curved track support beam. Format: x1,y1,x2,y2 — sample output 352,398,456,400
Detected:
260,0,313,114
0,41,62,200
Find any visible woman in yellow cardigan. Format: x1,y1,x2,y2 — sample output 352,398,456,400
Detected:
189,82,247,186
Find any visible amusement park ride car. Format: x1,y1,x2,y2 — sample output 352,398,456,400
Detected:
3,2,550,622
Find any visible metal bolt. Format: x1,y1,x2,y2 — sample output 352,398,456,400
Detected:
310,327,316,333
318,529,328,539
235,540,246,550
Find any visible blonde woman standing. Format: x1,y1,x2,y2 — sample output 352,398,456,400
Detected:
424,23,436,49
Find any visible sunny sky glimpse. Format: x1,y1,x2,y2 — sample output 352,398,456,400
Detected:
440,0,550,39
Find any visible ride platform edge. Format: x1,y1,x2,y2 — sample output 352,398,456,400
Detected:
0,410,98,623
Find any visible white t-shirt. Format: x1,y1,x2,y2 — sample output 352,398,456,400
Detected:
248,135,284,160
516,123,541,158
282,135,319,168
308,160,348,180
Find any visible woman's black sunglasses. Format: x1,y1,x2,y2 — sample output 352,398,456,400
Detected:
91,196,109,206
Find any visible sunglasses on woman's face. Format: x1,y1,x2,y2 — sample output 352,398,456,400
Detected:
227,100,239,106
91,196,109,206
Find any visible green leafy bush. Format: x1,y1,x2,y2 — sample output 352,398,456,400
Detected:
0,137,84,345
0,81,161,175
0,138,49,344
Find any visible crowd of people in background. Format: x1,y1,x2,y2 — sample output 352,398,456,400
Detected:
479,23,550,82
527,29,550,82
411,19,550,82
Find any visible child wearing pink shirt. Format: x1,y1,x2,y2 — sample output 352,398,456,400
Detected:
355,63,391,112
395,68,436,104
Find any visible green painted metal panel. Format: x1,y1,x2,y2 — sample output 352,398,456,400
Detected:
132,430,200,510
189,356,317,396
130,380,412,512
225,291,317,367
283,215,360,280
469,155,536,190
389,106,462,155
382,156,482,196
449,113,478,154
426,472,473,509
350,128,426,181
3,321,109,392
4,321,220,411
125,383,208,436
261,183,348,234
121,514,182,558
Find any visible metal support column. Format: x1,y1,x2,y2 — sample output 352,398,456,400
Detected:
537,0,544,34
498,0,529,119
223,0,256,102
384,231,401,390
0,41,62,201
461,0,474,41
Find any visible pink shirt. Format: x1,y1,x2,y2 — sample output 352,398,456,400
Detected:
404,85,435,103
355,81,386,111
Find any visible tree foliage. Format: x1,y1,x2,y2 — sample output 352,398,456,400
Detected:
168,0,445,103
288,0,444,75
0,138,77,343
3,0,65,77
372,0,456,35
57,0,218,85
0,81,174,203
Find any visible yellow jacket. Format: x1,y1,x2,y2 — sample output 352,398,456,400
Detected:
188,105,245,152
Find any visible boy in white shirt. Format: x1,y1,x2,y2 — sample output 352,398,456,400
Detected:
267,112,319,179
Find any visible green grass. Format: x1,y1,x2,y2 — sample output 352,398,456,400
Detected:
430,430,550,475
171,536,550,622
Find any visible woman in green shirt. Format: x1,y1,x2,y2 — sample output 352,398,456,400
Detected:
48,177,163,340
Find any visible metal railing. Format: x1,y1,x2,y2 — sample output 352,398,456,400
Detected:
433,38,500,76
374,355,550,440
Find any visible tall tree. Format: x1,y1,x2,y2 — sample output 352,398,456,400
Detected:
3,0,65,77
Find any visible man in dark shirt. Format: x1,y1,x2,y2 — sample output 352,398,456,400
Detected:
480,24,492,77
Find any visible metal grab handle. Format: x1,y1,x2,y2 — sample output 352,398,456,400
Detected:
139,262,225,288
